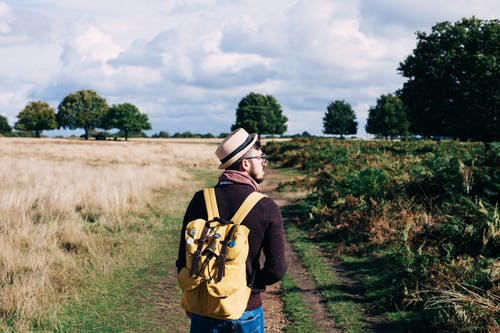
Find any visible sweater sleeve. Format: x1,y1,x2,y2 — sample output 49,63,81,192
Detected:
253,199,288,288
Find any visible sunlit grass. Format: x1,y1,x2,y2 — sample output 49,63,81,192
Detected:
0,138,218,331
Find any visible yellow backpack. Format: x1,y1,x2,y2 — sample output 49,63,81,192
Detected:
178,188,265,320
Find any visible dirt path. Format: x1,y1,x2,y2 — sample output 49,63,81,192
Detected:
261,168,339,333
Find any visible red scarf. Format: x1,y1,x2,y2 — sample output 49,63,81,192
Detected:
218,170,261,192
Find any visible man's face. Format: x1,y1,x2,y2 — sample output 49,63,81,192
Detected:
244,149,267,184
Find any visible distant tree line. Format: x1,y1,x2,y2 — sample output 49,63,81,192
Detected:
0,89,151,140
151,131,221,139
1,18,497,142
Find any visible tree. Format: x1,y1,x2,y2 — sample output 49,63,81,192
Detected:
366,94,409,140
57,90,109,140
102,103,151,141
323,100,357,138
231,92,288,140
152,131,170,138
14,101,57,137
398,17,499,141
0,115,11,134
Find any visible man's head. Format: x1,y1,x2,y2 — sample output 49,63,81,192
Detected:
215,128,267,183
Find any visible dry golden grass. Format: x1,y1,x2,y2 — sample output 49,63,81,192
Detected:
425,284,500,331
0,138,218,331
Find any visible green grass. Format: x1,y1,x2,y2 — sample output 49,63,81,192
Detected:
285,225,368,333
48,214,189,333
187,168,221,188
337,253,435,331
281,275,318,332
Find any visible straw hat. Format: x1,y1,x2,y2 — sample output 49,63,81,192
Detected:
216,128,257,169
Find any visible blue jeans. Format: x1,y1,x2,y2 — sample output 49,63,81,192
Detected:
190,306,264,333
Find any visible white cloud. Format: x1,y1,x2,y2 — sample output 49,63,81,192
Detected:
60,26,121,65
0,2,12,33
0,0,498,136
0,85,31,124
201,53,271,75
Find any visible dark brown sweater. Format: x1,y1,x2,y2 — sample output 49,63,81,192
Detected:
176,182,287,310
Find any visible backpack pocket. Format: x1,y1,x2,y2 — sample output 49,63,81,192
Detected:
224,225,250,260
206,233,249,297
178,267,203,291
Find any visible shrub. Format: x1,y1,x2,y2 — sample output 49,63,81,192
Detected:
267,138,499,332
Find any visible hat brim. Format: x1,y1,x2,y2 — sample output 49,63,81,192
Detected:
218,133,258,169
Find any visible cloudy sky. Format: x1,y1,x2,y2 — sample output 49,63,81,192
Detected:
0,1,498,137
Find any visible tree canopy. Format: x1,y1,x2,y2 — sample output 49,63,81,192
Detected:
366,94,409,139
231,92,288,139
398,17,499,141
57,90,109,140
323,100,357,138
15,101,57,137
0,114,11,134
102,103,151,140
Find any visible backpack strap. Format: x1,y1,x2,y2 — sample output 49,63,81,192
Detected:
231,192,266,225
203,188,220,220
189,188,220,278
216,191,266,282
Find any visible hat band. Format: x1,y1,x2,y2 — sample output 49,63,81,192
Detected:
220,134,254,164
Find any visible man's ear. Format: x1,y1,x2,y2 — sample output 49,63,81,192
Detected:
240,158,251,172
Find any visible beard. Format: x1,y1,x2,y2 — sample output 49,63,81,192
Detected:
254,176,264,184
250,169,265,184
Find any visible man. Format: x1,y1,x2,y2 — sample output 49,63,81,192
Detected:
176,128,287,333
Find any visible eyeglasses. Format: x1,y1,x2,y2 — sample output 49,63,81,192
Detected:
244,154,268,164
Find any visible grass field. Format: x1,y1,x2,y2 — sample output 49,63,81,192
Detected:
4,137,496,332
0,138,219,331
